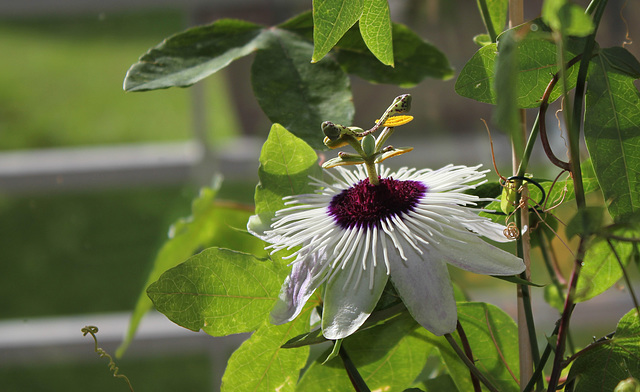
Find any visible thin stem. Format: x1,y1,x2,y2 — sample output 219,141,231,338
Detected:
522,322,560,392
547,237,588,391
607,239,640,316
339,346,371,392
516,114,540,177
457,321,482,392
363,160,379,186
444,333,501,392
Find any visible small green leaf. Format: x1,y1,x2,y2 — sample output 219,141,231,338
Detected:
424,302,520,392
567,308,640,391
544,284,565,312
117,183,264,357
252,30,354,150
585,48,640,221
124,19,268,91
312,0,363,63
476,0,508,41
222,317,311,392
360,0,393,66
575,230,638,302
542,0,594,37
147,247,284,335
296,313,433,392
254,124,320,216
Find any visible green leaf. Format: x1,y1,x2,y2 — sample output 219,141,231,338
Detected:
476,0,508,41
584,48,640,221
544,284,565,312
296,313,433,392
312,0,363,63
542,0,594,37
575,230,638,302
147,247,284,335
360,0,393,66
335,22,454,86
254,124,321,216
252,30,354,150
567,308,640,391
425,302,520,392
279,11,453,86
124,19,268,91
222,317,311,392
565,206,605,239
116,183,265,357
456,33,580,108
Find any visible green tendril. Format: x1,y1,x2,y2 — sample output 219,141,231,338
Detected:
82,325,135,392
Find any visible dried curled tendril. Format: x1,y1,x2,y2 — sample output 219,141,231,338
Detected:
82,326,134,392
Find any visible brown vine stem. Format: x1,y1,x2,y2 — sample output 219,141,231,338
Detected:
546,237,587,391
456,321,482,392
538,55,583,172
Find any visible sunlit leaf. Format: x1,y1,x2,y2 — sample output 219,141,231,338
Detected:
456,32,580,108
252,30,354,150
147,247,284,335
360,0,393,66
279,11,453,86
117,183,264,357
222,315,311,392
254,124,320,216
296,313,433,391
424,302,520,392
567,308,640,391
575,230,638,302
542,0,594,37
124,19,269,91
584,47,640,221
312,0,363,63
476,0,508,40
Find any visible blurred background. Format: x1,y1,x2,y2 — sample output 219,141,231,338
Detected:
1,0,638,391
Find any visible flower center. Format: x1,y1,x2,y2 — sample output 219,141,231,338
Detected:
328,177,427,230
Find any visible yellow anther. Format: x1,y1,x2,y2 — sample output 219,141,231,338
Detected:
375,115,414,127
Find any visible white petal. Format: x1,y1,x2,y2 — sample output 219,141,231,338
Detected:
247,213,276,242
434,227,525,276
270,250,329,324
322,251,389,339
463,217,514,243
388,240,458,336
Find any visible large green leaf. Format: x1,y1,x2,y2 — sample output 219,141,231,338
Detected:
575,230,638,302
567,308,640,391
279,11,453,86
252,30,354,150
116,183,265,357
584,47,640,221
222,317,311,392
425,302,520,392
124,19,269,91
456,33,579,108
147,247,284,335
311,0,363,63
335,22,454,86
254,124,321,216
296,313,433,391
359,0,393,66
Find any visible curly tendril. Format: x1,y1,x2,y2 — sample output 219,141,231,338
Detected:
82,325,134,392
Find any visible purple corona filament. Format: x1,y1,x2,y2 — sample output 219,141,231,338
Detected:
328,178,427,230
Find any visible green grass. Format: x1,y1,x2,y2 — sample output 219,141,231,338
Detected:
1,354,213,392
0,10,241,150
